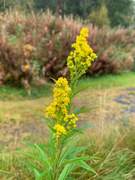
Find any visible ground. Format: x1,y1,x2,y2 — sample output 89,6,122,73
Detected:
0,72,135,151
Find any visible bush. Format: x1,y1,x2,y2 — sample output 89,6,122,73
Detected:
0,10,135,87
88,27,135,75
0,10,81,88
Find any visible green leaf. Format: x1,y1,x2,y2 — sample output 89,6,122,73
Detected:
59,146,86,166
34,168,43,180
8,35,18,45
58,164,74,180
34,144,52,170
65,156,90,164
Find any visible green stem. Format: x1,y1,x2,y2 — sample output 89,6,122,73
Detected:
53,139,63,180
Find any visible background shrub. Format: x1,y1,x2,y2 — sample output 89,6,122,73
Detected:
0,10,135,87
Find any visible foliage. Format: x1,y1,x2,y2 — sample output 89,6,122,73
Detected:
0,0,34,11
89,27,135,75
0,10,135,88
77,127,135,179
106,0,135,27
0,10,79,87
34,0,135,27
0,0,134,27
34,0,55,12
0,124,134,179
88,3,110,28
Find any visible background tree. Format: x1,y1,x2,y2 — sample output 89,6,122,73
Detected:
0,0,15,11
0,0,35,11
34,0,55,12
0,0,134,27
63,0,101,18
106,0,134,27
56,0,63,16
88,3,110,28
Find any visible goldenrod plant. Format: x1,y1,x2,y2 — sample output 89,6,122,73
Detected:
26,27,97,180
67,28,97,83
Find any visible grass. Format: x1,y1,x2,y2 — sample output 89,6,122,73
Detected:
78,72,135,91
0,125,134,180
0,72,135,179
1,72,134,124
0,72,135,145
0,84,52,124
0,72,135,101
76,127,135,180
0,83,52,101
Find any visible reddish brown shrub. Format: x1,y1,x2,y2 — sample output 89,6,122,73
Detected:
0,10,134,87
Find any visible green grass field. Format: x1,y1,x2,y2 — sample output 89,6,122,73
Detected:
78,72,135,90
1,72,135,100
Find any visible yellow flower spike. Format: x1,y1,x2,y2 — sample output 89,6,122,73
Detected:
80,27,89,37
45,77,71,120
67,27,97,81
45,102,56,119
45,28,96,139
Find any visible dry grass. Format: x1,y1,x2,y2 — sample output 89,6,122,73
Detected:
0,84,134,151
0,74,135,179
0,97,48,123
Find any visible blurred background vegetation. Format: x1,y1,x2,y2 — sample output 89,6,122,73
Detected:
0,0,135,89
0,0,135,27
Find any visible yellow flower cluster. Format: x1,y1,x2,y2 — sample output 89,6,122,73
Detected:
67,27,97,80
45,28,97,139
54,124,67,139
64,113,78,129
45,77,78,138
45,77,71,119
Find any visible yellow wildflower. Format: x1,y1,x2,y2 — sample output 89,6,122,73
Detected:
54,124,67,138
80,27,89,37
45,28,96,139
67,27,97,80
64,113,78,129
45,77,78,138
45,77,71,119
45,102,57,119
